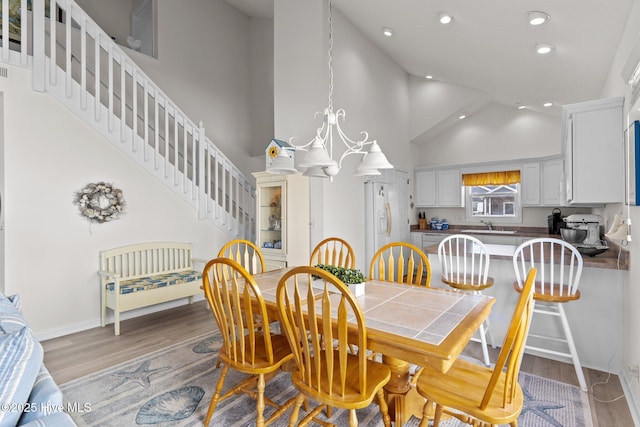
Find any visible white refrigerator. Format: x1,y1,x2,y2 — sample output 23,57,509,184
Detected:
364,170,410,265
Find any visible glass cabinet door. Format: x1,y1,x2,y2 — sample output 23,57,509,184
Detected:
257,182,284,253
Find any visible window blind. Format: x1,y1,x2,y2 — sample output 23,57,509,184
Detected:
461,170,521,186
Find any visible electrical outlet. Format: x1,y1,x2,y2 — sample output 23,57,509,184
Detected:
629,365,639,380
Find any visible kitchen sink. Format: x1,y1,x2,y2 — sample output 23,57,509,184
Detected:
460,229,517,235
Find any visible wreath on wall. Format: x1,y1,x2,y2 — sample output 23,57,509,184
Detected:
74,182,126,223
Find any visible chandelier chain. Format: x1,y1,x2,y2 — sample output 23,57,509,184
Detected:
327,0,334,112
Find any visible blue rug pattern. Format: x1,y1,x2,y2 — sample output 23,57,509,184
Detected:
60,331,592,426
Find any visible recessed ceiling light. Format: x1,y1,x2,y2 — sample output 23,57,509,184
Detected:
439,13,453,24
382,27,394,37
535,43,555,54
425,75,433,79
517,105,527,110
458,114,466,120
543,102,553,107
527,11,550,26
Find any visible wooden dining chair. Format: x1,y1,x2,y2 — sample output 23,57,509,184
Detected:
310,237,356,269
218,239,270,341
414,267,537,427
218,239,266,274
513,237,587,392
438,234,495,365
276,266,391,427
202,258,295,427
368,242,431,286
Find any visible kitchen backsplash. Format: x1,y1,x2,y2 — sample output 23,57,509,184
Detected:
412,206,592,228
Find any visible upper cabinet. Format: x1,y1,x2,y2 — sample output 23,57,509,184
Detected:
520,163,541,206
541,157,564,206
437,169,463,206
415,170,436,206
414,168,463,207
520,157,565,207
563,97,624,205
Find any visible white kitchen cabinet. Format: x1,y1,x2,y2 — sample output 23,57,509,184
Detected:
410,232,423,249
541,157,564,206
563,97,624,204
437,169,463,207
253,172,309,269
521,162,541,206
415,170,437,207
414,168,462,207
422,233,446,249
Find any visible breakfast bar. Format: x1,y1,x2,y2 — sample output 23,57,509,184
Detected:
422,240,626,373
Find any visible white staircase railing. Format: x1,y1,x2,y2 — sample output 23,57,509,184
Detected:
0,0,255,241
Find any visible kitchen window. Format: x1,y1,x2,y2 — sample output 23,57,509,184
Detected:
463,171,522,223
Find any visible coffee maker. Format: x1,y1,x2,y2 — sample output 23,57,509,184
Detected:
547,208,564,234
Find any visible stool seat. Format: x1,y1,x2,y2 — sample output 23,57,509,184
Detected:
443,275,494,292
512,281,581,302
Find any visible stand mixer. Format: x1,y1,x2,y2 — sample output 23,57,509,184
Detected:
562,214,609,256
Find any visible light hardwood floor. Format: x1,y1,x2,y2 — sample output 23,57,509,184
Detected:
42,300,634,426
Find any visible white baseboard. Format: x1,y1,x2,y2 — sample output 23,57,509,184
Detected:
620,370,640,426
36,294,206,341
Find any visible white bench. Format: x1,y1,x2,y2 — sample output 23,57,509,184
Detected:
99,242,204,335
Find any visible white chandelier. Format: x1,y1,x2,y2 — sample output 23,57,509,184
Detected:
269,0,393,178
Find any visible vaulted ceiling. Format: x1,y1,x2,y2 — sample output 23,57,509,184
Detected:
223,0,635,139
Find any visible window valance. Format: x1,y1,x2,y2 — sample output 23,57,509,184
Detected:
462,170,521,186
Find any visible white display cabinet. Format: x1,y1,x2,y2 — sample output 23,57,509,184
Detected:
253,172,309,270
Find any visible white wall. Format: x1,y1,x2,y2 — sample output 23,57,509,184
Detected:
409,76,485,142
1,67,229,339
125,0,263,180
249,18,275,157
273,1,411,273
413,102,561,168
74,0,134,46
598,1,640,422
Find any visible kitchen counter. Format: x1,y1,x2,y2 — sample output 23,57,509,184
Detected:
413,226,629,270
421,238,625,372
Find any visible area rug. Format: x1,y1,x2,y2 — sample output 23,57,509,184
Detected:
60,331,593,427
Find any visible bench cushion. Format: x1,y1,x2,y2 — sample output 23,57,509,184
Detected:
106,270,202,294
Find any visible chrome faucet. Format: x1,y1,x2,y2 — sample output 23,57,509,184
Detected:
481,220,493,230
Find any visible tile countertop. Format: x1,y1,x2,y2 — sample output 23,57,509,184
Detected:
413,225,629,270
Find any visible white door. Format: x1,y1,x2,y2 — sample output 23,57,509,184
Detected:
386,170,409,243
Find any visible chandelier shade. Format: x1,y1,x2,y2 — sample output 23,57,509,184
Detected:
303,166,331,178
354,164,382,176
359,140,393,170
297,137,336,169
268,149,298,175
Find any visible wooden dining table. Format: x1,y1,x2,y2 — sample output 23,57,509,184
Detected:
251,267,496,426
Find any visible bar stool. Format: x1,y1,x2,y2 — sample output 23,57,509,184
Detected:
438,234,495,366
513,237,587,392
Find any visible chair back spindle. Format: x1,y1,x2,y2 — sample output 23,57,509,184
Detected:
203,258,274,367
278,267,368,398
218,239,266,275
310,237,356,269
369,242,431,286
438,235,490,288
513,238,582,299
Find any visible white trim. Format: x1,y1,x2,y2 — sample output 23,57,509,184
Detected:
36,295,205,341
619,370,640,427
